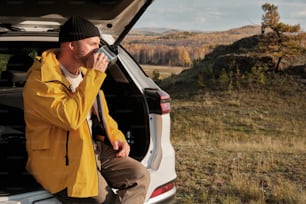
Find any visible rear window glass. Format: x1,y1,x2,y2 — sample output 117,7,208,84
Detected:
0,41,57,88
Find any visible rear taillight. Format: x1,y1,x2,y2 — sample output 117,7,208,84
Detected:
150,182,175,198
159,90,171,114
145,88,171,114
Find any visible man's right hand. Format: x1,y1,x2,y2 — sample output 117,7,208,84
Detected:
89,51,109,72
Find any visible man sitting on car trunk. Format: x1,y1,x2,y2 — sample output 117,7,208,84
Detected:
23,16,150,204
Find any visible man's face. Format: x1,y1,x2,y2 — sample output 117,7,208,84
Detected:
72,36,100,66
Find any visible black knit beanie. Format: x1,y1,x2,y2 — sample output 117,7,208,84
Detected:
59,16,100,43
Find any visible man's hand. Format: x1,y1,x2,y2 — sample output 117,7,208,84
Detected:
88,51,109,72
113,140,130,157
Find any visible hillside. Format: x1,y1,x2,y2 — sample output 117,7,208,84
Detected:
158,31,306,95
123,25,263,67
127,25,262,46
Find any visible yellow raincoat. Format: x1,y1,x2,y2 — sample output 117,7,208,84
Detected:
23,49,126,197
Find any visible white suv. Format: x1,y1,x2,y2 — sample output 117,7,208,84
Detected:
0,0,176,203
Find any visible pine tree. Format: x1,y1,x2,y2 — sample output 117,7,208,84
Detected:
261,3,301,70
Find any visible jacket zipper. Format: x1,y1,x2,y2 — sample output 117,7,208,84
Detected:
46,78,77,167
46,81,72,166
65,131,69,166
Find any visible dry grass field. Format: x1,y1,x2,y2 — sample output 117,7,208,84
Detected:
149,65,306,203
170,90,306,204
142,64,188,79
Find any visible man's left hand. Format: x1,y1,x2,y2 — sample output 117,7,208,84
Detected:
113,140,130,157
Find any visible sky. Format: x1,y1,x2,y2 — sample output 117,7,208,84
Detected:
135,0,306,32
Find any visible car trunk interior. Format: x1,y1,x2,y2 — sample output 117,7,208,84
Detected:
103,62,151,161
0,41,150,195
0,88,42,196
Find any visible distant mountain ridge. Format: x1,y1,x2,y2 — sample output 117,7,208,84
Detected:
131,27,180,34
130,25,262,36
123,25,263,67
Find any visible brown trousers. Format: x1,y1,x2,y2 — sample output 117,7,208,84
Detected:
54,141,150,204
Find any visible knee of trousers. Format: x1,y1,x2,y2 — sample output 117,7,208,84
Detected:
135,164,151,189
123,160,150,188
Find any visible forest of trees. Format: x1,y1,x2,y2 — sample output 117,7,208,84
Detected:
123,43,199,67
123,26,261,67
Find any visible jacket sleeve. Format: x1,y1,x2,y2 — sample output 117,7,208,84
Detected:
23,58,106,131
97,91,127,145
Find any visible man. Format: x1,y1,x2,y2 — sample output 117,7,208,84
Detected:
23,16,150,204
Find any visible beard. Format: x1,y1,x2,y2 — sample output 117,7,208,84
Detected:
72,42,92,68
74,49,87,67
